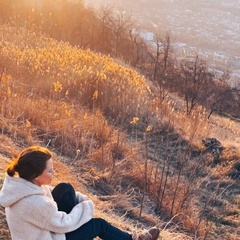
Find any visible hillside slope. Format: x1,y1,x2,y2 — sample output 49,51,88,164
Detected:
0,24,239,240
0,134,193,240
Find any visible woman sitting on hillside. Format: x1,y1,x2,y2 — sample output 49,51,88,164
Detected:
0,146,160,240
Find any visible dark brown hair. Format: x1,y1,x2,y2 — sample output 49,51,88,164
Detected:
7,146,52,180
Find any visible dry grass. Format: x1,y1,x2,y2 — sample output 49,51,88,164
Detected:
0,134,183,240
0,24,239,240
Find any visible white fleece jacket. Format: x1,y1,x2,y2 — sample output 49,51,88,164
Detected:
0,175,94,240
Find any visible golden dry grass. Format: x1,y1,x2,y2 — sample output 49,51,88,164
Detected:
0,24,239,240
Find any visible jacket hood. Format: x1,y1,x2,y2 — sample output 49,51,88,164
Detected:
0,174,45,207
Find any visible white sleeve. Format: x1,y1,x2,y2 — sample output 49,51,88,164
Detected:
75,191,89,203
45,199,94,233
21,196,94,234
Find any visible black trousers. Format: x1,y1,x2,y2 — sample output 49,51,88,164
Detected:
51,183,132,240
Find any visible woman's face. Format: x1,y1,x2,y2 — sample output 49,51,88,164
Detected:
33,158,55,186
